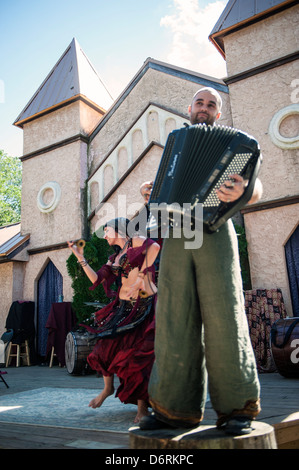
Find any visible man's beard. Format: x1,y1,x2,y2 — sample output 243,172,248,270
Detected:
191,112,215,126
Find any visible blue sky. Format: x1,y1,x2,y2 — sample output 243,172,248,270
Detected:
0,0,227,158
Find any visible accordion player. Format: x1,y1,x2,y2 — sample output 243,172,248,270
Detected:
148,123,262,234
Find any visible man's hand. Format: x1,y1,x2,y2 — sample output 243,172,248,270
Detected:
216,174,247,204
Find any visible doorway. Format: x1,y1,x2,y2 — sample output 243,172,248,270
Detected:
37,260,63,361
285,224,299,317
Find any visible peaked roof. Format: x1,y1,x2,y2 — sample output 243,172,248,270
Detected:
0,223,30,262
14,38,114,128
89,57,228,142
209,0,296,57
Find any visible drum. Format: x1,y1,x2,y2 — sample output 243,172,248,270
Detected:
271,318,299,378
65,330,95,375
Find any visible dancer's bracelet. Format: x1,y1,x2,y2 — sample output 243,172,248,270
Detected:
78,258,88,267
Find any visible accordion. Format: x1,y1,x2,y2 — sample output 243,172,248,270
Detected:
148,124,262,233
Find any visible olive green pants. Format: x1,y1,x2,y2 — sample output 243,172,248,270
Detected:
149,220,260,426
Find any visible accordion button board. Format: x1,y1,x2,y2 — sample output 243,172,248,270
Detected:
149,124,262,233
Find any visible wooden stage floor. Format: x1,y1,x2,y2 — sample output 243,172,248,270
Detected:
0,365,298,449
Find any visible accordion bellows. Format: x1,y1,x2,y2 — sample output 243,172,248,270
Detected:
149,124,262,233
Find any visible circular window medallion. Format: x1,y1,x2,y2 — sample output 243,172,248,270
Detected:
269,104,299,150
37,181,61,213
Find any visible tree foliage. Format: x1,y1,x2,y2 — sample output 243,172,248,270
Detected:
66,233,115,325
0,150,22,226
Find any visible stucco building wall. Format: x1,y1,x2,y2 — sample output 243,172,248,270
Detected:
90,144,164,235
224,6,299,77
223,4,299,315
244,204,298,312
0,262,25,333
228,63,299,202
23,101,103,155
89,68,232,174
21,140,87,248
88,68,232,227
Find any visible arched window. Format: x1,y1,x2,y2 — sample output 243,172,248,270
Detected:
117,147,128,179
90,181,99,212
103,164,114,196
165,117,176,137
132,129,143,161
147,110,160,143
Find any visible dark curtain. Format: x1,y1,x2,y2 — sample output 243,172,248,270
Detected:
5,301,36,363
285,225,299,317
37,261,63,357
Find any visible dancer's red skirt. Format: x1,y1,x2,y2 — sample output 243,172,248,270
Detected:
87,301,155,405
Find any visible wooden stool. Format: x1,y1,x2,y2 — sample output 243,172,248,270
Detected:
129,421,277,449
49,346,61,367
5,340,31,367
49,346,56,367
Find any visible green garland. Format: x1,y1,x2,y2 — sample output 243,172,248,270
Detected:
66,233,115,325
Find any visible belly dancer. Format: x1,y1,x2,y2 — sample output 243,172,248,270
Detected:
68,217,160,423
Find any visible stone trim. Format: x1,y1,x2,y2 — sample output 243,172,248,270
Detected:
37,182,61,213
20,133,89,161
241,195,299,214
14,94,105,129
269,104,299,149
224,51,299,85
27,241,69,255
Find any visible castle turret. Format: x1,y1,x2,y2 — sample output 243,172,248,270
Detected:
14,38,113,248
5,38,114,356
